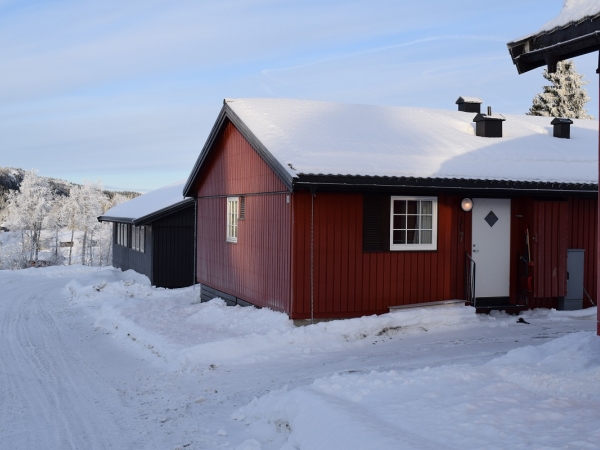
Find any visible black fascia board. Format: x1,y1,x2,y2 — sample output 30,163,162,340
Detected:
96,215,136,225
508,15,600,74
97,198,194,225
291,174,598,197
183,100,295,198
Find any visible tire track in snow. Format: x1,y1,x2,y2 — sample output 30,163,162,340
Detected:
0,272,156,449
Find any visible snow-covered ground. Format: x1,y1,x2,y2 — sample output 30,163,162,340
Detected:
1,266,598,449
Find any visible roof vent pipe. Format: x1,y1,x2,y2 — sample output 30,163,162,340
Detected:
456,96,483,113
551,118,573,139
473,108,506,138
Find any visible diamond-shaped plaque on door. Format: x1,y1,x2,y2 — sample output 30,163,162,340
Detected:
485,211,498,227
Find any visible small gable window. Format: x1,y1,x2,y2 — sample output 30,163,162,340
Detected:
227,197,239,243
390,196,437,251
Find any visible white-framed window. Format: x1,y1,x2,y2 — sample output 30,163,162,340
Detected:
116,223,129,247
390,196,437,251
226,197,239,243
131,226,145,252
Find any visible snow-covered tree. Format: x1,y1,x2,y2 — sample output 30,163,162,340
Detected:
44,195,68,265
527,59,593,119
1,171,54,265
66,181,108,266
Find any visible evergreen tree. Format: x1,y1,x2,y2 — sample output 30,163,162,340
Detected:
527,59,593,119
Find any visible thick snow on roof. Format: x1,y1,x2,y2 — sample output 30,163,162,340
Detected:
102,180,189,221
226,98,598,184
536,0,600,35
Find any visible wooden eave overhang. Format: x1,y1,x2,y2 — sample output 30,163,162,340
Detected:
183,100,295,198
508,13,600,74
97,198,194,225
291,174,598,197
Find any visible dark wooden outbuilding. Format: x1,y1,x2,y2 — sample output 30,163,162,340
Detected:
184,98,598,320
507,1,600,334
99,182,195,288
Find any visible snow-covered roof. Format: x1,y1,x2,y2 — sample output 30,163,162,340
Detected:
535,0,600,36
100,180,193,224
224,98,598,185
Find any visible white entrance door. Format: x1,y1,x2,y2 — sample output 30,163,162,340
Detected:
472,198,511,299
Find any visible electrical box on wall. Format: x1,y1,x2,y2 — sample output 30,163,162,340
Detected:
558,249,584,310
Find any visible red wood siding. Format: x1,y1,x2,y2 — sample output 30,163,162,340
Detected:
568,197,598,307
197,121,288,197
197,195,291,312
511,198,596,309
195,120,292,313
290,191,470,319
510,197,532,305
531,201,569,300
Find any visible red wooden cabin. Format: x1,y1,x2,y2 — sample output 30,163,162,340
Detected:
184,98,598,320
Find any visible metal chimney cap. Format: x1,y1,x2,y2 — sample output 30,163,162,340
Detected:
456,96,483,104
473,113,506,122
551,118,573,125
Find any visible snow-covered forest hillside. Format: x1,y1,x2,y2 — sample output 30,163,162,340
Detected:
0,167,139,269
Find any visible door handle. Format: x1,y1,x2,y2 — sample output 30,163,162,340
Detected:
473,249,479,252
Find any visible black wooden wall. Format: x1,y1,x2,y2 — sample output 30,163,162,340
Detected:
112,223,153,280
152,204,195,288
110,202,194,288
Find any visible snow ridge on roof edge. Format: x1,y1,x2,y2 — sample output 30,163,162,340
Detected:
511,1,600,43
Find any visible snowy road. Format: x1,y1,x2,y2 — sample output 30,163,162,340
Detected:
0,271,173,449
1,267,598,449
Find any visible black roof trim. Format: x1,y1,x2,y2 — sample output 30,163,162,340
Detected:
292,174,597,196
98,198,194,225
183,100,294,197
507,14,600,74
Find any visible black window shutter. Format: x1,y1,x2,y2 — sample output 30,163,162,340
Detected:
363,195,389,252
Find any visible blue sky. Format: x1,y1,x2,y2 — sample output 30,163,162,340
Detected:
1,0,597,191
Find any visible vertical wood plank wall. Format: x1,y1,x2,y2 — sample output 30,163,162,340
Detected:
532,201,569,303
512,197,595,309
152,205,195,288
197,121,288,196
568,197,598,306
195,120,292,313
112,222,153,281
290,191,470,319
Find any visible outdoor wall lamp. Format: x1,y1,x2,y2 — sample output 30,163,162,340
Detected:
461,198,473,212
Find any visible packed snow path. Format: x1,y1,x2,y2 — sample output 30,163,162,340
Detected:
0,270,181,449
1,266,598,449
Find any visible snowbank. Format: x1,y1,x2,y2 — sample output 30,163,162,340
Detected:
233,331,600,450
66,269,538,369
66,268,597,374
